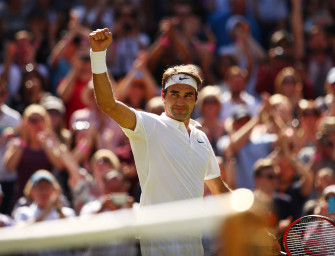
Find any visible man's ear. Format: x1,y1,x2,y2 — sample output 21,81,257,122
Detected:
161,89,166,102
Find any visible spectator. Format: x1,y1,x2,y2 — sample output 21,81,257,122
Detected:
252,0,289,49
70,81,124,152
26,7,51,66
56,47,92,127
254,11,312,99
40,95,71,148
274,66,304,118
218,15,266,98
13,170,75,223
71,0,115,30
14,64,51,114
0,54,22,215
80,170,137,256
313,184,335,221
0,0,31,41
303,0,335,42
314,167,335,199
13,30,49,78
271,133,314,222
13,169,75,255
174,12,217,84
304,25,335,98
49,11,90,95
212,51,237,93
219,66,260,121
145,96,165,116
294,99,321,159
80,169,134,214
59,146,122,214
316,67,335,116
3,104,64,202
309,116,335,174
40,95,73,205
146,13,192,84
207,0,261,50
107,2,150,80
6,30,50,111
114,50,158,110
253,157,282,233
268,93,294,134
0,41,21,106
0,184,14,227
195,85,226,154
217,101,277,189
32,0,62,49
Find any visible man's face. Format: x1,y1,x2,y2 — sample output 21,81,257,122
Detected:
256,167,279,194
162,84,197,122
227,75,245,94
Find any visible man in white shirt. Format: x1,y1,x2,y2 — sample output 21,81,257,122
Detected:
89,28,231,256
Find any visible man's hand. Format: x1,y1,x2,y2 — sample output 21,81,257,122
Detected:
89,28,113,52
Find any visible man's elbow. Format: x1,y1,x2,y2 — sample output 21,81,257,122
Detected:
96,99,117,115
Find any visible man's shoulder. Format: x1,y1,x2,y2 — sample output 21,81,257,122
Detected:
135,110,164,124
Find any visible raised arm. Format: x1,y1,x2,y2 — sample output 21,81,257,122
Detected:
89,28,136,130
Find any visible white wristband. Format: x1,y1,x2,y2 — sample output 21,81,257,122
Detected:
90,49,107,74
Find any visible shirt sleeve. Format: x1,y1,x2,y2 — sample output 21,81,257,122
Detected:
204,135,221,180
121,109,158,140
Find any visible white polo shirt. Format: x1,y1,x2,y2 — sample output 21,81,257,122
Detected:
122,110,220,206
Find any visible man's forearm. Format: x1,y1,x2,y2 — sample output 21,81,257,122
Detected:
93,73,117,113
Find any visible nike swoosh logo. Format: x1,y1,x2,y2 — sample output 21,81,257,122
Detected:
179,77,189,81
197,139,204,143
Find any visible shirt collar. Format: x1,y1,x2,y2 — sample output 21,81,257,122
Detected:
160,112,202,129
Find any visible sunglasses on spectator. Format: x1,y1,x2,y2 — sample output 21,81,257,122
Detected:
260,173,278,180
28,115,44,124
203,98,220,105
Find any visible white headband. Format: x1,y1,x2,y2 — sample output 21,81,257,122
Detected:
165,74,198,91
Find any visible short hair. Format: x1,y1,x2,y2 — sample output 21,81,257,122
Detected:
274,67,302,93
145,96,165,114
253,158,275,177
161,64,203,90
23,104,52,128
197,85,221,109
225,66,248,80
91,149,121,171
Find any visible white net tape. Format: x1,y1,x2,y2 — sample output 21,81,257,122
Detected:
0,189,254,254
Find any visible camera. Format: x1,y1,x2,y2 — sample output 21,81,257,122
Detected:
108,193,128,206
122,22,133,32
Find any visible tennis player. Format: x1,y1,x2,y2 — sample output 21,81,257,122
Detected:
89,28,231,256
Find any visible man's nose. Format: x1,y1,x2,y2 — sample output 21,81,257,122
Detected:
176,96,185,105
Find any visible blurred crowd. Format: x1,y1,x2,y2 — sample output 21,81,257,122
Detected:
1,0,335,255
